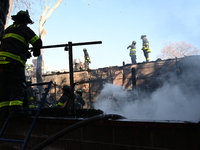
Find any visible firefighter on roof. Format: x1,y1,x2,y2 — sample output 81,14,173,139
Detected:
83,48,91,70
0,10,42,117
141,35,151,62
127,41,137,64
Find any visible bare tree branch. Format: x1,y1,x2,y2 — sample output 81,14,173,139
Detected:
36,0,63,94
39,0,63,40
159,41,200,59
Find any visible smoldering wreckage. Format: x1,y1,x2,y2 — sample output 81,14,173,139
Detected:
1,54,200,150
26,53,200,121
1,22,200,150
1,4,200,150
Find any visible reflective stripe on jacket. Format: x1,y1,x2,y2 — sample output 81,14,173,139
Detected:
0,101,10,107
0,100,23,107
130,49,136,56
9,100,23,106
142,37,151,53
0,51,26,66
3,33,39,46
0,23,41,66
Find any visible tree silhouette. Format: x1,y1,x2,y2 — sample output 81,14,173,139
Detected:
36,0,63,94
159,41,200,59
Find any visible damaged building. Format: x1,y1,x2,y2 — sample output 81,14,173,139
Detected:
31,55,200,109
1,55,200,150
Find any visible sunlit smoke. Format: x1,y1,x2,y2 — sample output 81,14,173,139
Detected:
94,56,200,122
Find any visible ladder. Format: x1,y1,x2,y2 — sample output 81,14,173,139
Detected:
0,81,53,150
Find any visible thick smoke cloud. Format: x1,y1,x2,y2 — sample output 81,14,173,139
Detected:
94,56,200,122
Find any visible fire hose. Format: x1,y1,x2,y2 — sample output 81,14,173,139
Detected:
31,114,125,150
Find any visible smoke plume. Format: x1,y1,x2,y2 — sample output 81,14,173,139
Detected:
94,56,200,122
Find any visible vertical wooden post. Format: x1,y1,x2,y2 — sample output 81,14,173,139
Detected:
131,67,136,89
68,41,74,111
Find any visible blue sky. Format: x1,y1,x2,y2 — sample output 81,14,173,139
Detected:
23,0,200,71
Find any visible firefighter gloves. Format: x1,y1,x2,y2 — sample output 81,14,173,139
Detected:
27,51,32,58
33,49,41,57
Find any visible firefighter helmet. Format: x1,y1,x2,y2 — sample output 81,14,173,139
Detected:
62,85,70,93
11,10,34,24
76,89,82,96
132,41,136,45
141,35,146,39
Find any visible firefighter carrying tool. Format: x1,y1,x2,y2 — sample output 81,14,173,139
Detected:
0,10,42,117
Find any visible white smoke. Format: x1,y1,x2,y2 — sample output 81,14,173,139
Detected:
94,57,200,122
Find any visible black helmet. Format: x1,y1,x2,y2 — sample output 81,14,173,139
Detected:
141,35,146,38
76,89,82,96
83,48,87,51
132,41,136,45
11,10,34,24
62,85,70,93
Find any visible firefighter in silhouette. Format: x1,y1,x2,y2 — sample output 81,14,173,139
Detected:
141,35,151,62
56,85,71,108
56,85,86,109
83,48,91,70
0,10,42,117
127,41,137,64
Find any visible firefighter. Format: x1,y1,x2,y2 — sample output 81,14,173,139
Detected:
127,41,137,64
56,85,71,108
0,10,42,117
83,48,91,70
75,89,85,109
141,35,151,62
